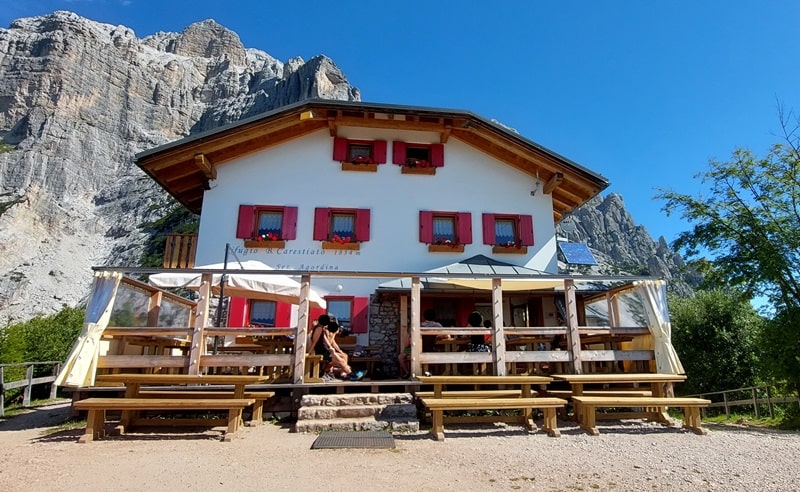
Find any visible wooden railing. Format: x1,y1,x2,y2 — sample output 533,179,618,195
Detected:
163,233,197,268
0,361,62,417
687,384,800,419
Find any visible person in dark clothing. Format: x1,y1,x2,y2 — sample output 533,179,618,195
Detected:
467,311,490,352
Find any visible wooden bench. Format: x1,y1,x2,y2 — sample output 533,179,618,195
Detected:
571,395,711,436
419,396,567,441
137,390,274,425
72,397,255,443
546,389,653,398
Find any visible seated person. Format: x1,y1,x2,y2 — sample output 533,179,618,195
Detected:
466,311,491,352
308,315,364,381
399,308,443,378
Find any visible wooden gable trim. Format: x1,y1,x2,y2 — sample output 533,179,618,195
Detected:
543,172,564,194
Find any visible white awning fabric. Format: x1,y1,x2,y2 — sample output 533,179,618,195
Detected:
148,260,326,309
634,279,685,374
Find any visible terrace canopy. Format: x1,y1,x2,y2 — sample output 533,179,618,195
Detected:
148,260,327,310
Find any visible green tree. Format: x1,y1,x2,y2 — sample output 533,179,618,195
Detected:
657,114,800,395
669,290,763,395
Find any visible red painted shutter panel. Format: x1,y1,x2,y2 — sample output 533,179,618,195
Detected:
275,302,292,328
313,208,330,240
333,137,348,161
519,214,534,246
419,211,433,243
431,144,444,167
354,209,370,242
350,297,369,334
227,297,248,327
373,140,387,164
392,141,406,165
457,212,472,244
482,213,495,245
236,205,255,239
282,206,298,240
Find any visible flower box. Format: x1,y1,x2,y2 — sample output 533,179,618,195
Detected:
492,245,528,254
401,166,436,175
322,241,360,251
428,244,464,253
244,239,286,249
341,162,378,172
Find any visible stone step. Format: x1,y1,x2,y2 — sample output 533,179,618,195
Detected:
299,393,414,407
298,403,418,420
294,416,420,434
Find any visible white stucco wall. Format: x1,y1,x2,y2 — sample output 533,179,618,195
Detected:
195,127,557,295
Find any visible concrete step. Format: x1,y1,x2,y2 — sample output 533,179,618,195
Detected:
298,403,418,420
294,416,420,433
299,393,414,407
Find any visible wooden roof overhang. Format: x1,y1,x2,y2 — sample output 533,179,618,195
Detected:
136,100,609,219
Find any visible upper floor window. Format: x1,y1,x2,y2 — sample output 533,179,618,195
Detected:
313,207,370,250
482,213,534,254
392,141,444,174
236,205,297,248
419,211,472,252
333,138,387,169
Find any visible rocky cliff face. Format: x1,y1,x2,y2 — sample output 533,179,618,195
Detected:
0,11,359,323
556,194,700,295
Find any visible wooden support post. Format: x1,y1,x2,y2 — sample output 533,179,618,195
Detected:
491,277,507,376
564,279,582,374
0,366,5,418
293,274,311,384
410,277,421,377
23,364,33,407
188,273,212,375
50,363,60,400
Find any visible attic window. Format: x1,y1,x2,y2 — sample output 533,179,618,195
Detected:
333,138,387,171
392,141,444,174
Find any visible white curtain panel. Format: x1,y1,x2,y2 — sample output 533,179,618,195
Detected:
55,271,123,387
633,279,685,374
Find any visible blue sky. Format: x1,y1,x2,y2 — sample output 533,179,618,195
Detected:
3,1,800,246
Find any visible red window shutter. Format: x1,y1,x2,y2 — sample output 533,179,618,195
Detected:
333,137,348,161
457,212,472,244
373,140,387,164
519,214,534,246
309,306,327,328
457,301,475,328
275,302,292,328
419,211,433,243
482,213,495,245
281,206,298,240
354,208,370,242
313,208,330,240
350,297,369,334
431,144,444,167
227,297,248,327
236,205,255,239
392,141,406,164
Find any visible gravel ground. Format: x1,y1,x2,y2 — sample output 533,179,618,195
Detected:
1,400,799,491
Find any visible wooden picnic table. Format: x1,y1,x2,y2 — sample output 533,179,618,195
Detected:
550,373,686,397
416,375,553,397
95,373,271,399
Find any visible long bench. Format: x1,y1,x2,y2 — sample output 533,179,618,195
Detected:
419,396,567,441
137,390,274,425
571,395,711,435
415,389,523,399
73,397,255,443
546,389,653,398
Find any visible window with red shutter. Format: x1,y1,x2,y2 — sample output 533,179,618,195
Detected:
333,138,387,170
482,213,533,254
314,207,370,250
393,141,444,174
238,205,297,248
420,211,471,252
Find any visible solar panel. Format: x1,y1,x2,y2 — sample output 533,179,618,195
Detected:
558,242,598,265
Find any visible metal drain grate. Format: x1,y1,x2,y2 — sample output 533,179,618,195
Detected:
311,431,395,449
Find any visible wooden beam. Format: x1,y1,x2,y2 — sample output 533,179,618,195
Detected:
543,172,564,194
440,126,452,143
328,118,337,137
194,153,216,180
